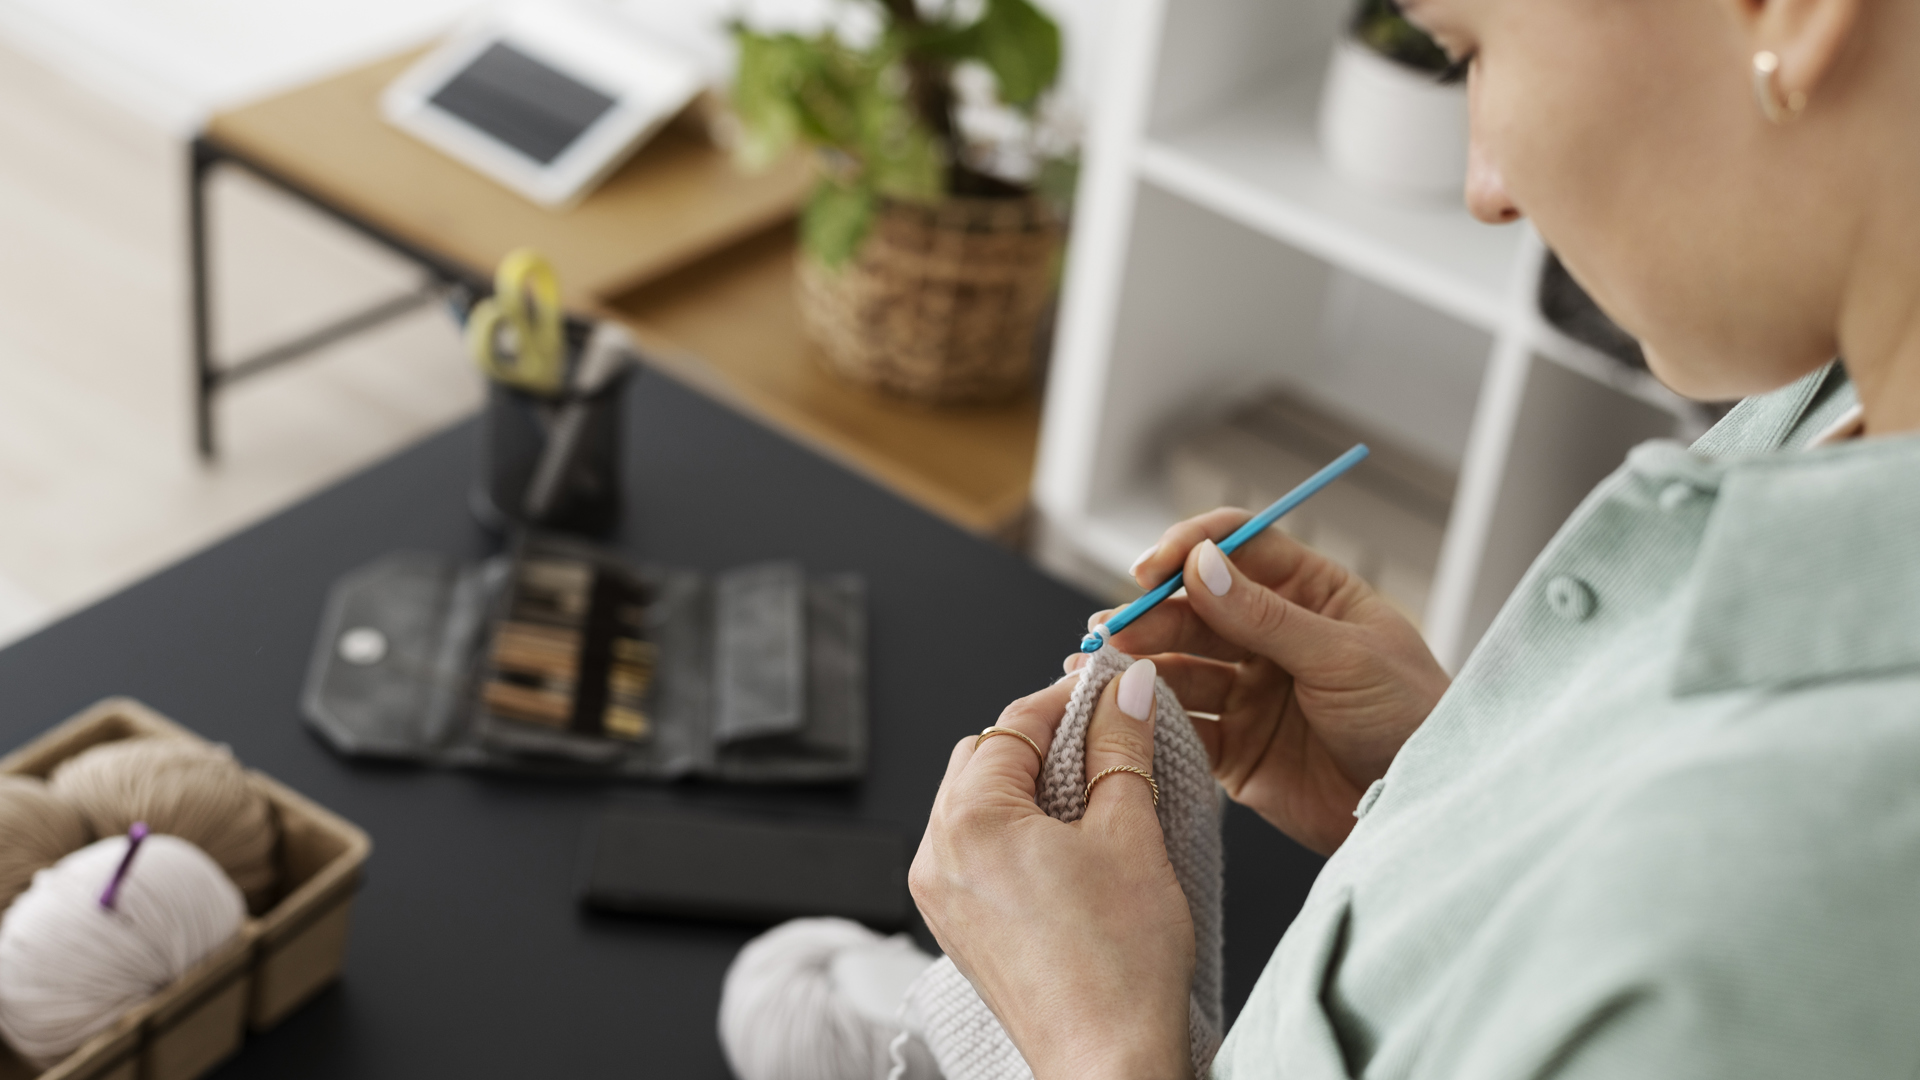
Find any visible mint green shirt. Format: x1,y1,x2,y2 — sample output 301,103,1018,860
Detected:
1213,364,1920,1078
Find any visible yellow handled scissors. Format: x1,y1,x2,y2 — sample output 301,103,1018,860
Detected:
466,249,565,395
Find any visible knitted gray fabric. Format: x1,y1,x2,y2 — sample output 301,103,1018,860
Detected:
899,646,1224,1080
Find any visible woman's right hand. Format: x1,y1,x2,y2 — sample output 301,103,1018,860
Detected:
1079,508,1451,855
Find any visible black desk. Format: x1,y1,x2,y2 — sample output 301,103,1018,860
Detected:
0,372,1322,1077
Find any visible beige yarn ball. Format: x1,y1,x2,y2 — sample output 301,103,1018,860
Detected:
0,777,90,912
48,739,278,911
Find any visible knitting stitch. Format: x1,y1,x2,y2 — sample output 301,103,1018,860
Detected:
899,646,1224,1080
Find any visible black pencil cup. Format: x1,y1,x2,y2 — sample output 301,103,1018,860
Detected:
472,370,631,536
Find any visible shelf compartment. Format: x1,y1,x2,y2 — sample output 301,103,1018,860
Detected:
1053,386,1453,628
1170,390,1449,623
1139,71,1523,334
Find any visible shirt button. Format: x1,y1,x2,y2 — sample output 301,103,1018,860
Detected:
1658,482,1698,511
1353,778,1387,821
1546,575,1597,621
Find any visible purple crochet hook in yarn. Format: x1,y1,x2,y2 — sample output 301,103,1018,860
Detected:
98,822,150,911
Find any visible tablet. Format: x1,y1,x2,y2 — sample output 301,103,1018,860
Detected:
383,0,704,208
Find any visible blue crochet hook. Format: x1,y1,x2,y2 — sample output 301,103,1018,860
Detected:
1080,443,1371,653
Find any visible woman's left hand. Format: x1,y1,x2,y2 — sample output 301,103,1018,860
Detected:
910,661,1195,1080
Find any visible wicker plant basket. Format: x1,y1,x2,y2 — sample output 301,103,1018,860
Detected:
796,194,1064,404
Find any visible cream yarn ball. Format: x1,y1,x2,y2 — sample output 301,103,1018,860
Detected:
0,776,90,912
49,738,278,911
719,918,940,1080
0,832,245,1066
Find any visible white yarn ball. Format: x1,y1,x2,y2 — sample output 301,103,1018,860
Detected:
719,917,941,1080
0,833,245,1066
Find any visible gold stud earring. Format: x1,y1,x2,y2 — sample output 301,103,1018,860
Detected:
1752,51,1808,123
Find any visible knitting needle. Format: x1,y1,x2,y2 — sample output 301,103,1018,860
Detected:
1080,443,1371,654
99,821,150,911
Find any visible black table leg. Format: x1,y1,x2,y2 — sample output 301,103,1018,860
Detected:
184,136,481,463
190,137,219,460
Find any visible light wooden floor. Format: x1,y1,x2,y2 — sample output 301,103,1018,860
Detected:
0,38,481,646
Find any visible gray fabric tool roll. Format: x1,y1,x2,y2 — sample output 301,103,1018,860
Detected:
899,646,1225,1079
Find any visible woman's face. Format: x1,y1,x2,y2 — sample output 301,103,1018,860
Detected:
1404,0,1852,400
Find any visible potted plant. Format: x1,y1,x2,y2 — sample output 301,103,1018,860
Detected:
728,0,1072,404
1318,0,1469,201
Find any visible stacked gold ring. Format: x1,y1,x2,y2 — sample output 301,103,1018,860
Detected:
1085,765,1159,806
975,725,1043,763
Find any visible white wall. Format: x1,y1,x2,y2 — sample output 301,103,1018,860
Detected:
0,0,480,130
0,0,1112,134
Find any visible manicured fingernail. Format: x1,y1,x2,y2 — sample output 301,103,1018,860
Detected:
1129,544,1158,576
1197,540,1232,597
1056,669,1083,685
1062,653,1090,674
1117,658,1155,721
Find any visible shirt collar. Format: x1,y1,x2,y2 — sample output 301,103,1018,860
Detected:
1690,360,1850,457
1667,421,1920,696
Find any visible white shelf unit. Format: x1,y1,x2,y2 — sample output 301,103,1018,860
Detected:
1034,0,1706,669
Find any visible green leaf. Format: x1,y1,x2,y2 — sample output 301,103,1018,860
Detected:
729,0,1069,204
852,59,944,200
1034,152,1079,210
924,0,1060,109
1352,0,1450,74
728,28,817,170
731,22,944,201
802,179,879,267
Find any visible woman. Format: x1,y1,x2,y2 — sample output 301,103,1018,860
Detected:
910,0,1920,1075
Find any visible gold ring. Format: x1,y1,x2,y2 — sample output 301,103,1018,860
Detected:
1085,765,1159,807
975,726,1043,763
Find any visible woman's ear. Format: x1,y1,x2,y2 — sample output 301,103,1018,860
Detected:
1724,0,1864,107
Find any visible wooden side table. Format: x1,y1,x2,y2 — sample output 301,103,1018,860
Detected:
194,50,1039,537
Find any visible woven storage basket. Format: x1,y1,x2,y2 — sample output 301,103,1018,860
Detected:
0,698,369,1080
796,194,1064,404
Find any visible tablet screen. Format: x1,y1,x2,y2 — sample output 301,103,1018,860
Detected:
429,41,618,165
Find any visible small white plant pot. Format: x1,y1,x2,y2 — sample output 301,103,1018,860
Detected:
1317,36,1469,202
